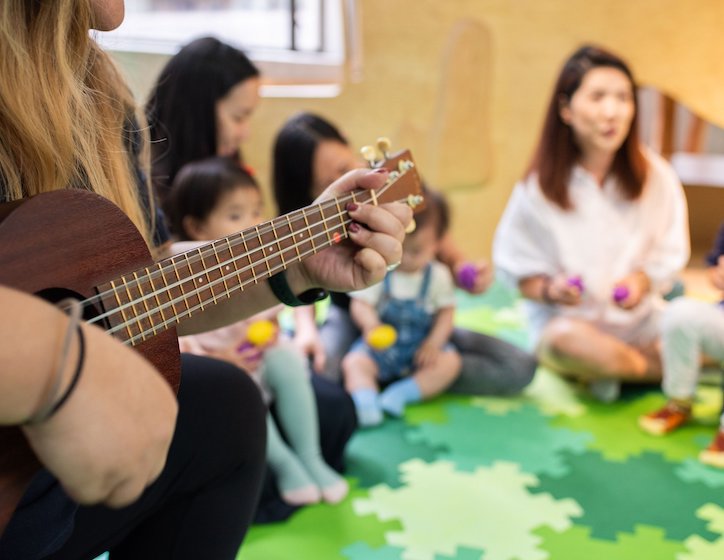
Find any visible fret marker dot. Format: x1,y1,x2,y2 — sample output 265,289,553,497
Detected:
225,266,230,271
333,232,342,244
269,247,274,252
299,233,304,238
198,278,204,283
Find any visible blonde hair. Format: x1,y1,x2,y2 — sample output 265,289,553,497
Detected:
0,0,152,245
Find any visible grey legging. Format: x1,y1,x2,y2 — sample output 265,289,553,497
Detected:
319,303,537,395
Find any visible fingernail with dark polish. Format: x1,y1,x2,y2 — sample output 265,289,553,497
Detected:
348,222,361,233
373,168,389,174
347,202,359,212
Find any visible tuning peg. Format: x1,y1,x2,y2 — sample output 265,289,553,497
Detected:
406,194,424,209
376,137,391,158
360,145,378,167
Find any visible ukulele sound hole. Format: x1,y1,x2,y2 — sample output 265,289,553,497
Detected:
36,287,102,325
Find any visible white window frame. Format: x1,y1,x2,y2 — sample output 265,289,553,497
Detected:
97,0,362,98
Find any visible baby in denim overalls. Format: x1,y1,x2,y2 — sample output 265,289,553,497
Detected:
342,190,462,426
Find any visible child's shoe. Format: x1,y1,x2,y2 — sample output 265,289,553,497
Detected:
638,401,691,435
699,430,724,469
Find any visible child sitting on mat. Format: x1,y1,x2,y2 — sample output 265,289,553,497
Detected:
166,156,349,504
342,188,461,426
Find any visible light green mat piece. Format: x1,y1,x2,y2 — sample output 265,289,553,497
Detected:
353,459,581,560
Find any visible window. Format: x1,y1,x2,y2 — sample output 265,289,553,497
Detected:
97,0,358,95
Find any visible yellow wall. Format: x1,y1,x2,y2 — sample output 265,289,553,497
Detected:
114,0,724,259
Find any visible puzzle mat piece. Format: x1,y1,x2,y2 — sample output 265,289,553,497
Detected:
344,542,406,560
533,450,718,541
343,542,488,560
238,482,400,560
346,418,442,489
681,504,724,560
407,402,591,477
354,459,581,560
552,391,719,462
535,524,685,559
676,458,724,488
404,394,473,426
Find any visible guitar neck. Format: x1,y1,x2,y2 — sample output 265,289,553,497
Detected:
95,189,373,346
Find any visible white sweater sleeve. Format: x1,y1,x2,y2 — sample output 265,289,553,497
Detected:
493,180,560,288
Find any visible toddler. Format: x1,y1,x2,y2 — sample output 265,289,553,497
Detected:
342,189,461,426
167,156,349,503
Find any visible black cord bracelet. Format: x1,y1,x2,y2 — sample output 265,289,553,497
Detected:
26,324,86,425
44,324,86,420
268,270,328,307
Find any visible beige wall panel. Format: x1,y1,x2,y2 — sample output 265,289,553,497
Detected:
113,0,724,260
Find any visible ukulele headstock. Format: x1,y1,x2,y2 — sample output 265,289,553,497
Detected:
360,137,425,213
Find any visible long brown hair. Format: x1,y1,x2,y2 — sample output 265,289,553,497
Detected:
0,0,152,244
526,45,647,209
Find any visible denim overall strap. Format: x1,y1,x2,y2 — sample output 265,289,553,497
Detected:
373,265,435,379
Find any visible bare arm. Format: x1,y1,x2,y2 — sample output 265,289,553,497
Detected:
349,297,381,336
437,233,492,294
424,306,455,348
415,306,455,367
0,285,177,508
519,274,581,306
292,305,326,372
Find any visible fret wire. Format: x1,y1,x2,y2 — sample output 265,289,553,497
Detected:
154,262,174,321
96,192,405,333
109,279,134,341
170,257,191,317
120,275,144,341
212,242,231,298
256,225,273,277
199,248,217,306
320,205,334,245
146,267,167,324
334,198,345,234
184,253,202,312
133,271,157,336
301,206,316,252
286,214,302,260
271,217,286,269
226,237,244,291
242,231,256,284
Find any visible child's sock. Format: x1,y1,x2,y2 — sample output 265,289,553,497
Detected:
294,451,349,504
379,377,422,417
351,388,383,426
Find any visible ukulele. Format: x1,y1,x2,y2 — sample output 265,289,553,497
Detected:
0,144,422,535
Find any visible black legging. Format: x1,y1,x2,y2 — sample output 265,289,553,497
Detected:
48,354,267,560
